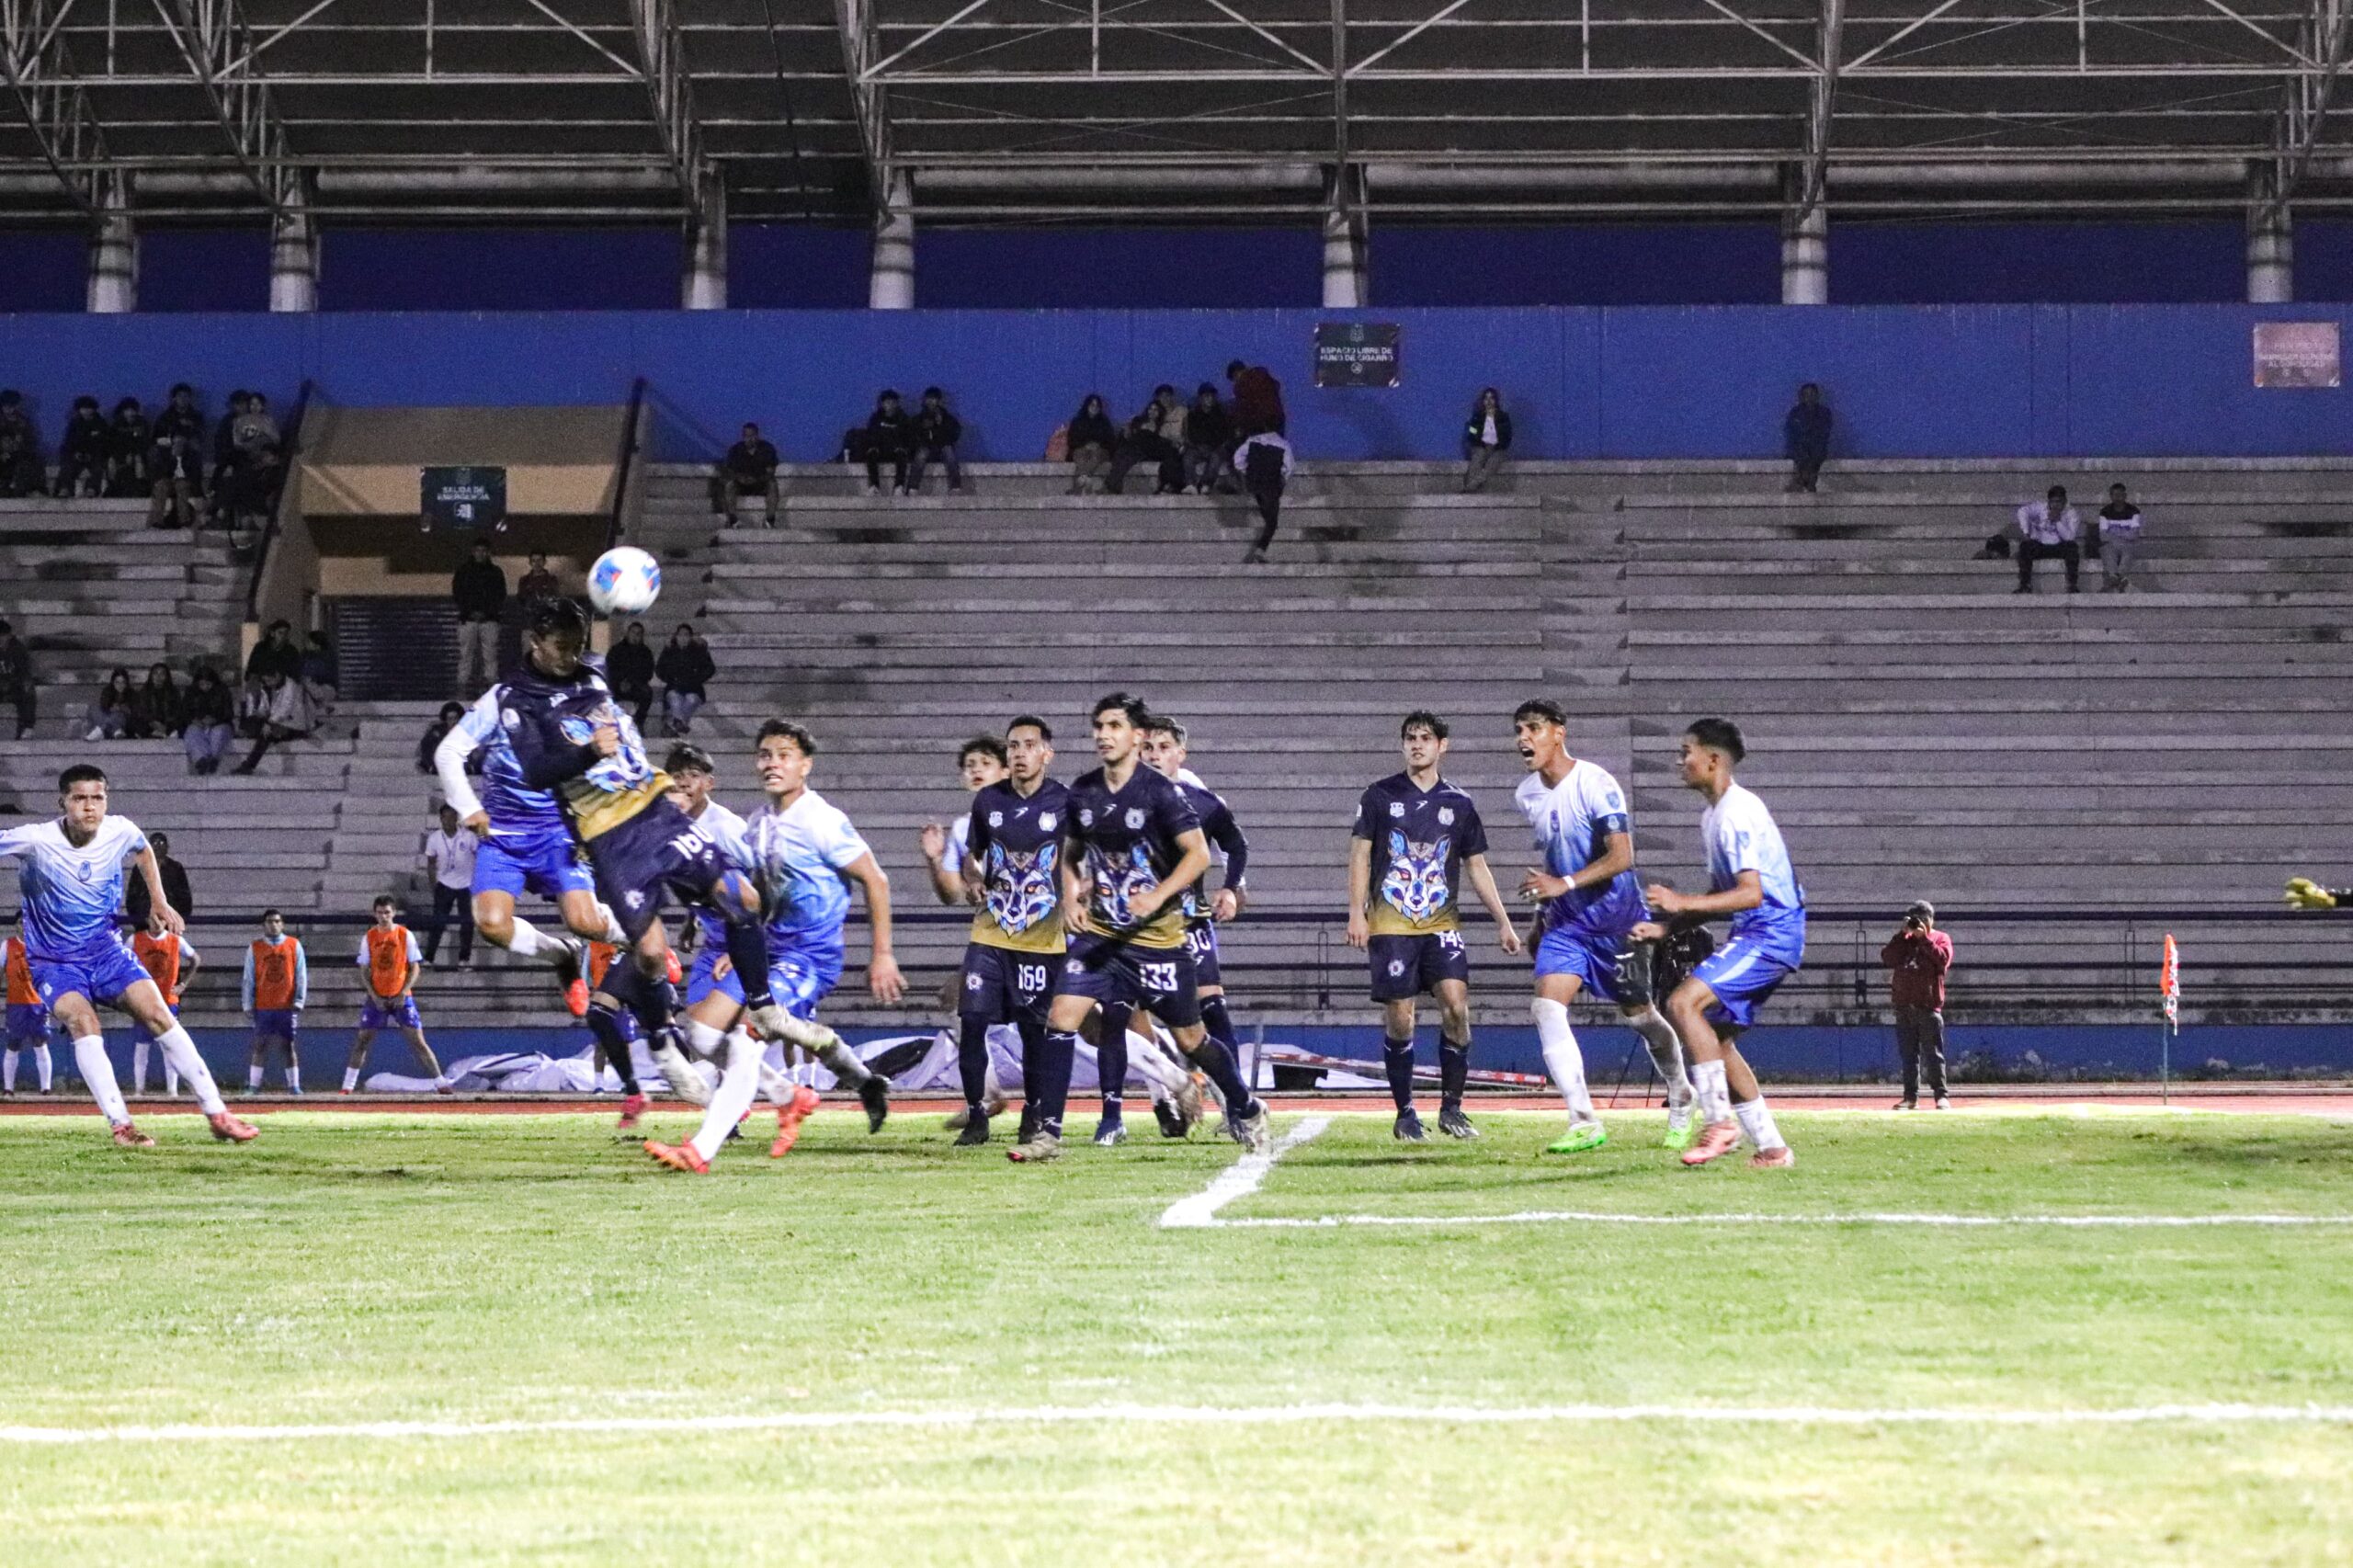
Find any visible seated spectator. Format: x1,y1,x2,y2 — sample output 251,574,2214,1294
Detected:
1227,358,1286,437
2006,484,2083,595
1784,382,1832,494
2097,483,2143,592
130,661,183,739
1108,385,1186,495
224,392,284,529
606,620,656,728
56,396,109,498
1065,393,1117,494
1461,387,1513,494
232,667,315,774
517,551,561,616
106,397,153,498
0,617,33,739
301,631,338,723
245,619,304,686
655,623,714,737
712,421,780,527
0,389,34,451
415,699,467,775
860,389,911,495
1238,429,1294,565
0,426,42,498
209,390,247,513
182,663,236,774
83,666,136,741
907,387,964,494
1182,383,1233,494
149,382,206,529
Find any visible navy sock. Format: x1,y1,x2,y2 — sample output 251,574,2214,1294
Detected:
721,919,774,1010
1382,1035,1416,1113
1199,994,1240,1054
1036,1029,1080,1138
1096,1002,1131,1113
956,1015,990,1114
1188,1033,1256,1118
1439,1038,1471,1108
586,1003,641,1095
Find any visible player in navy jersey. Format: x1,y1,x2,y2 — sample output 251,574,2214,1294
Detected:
1348,710,1521,1141
1129,715,1245,1142
949,715,1067,1145
1012,692,1270,1163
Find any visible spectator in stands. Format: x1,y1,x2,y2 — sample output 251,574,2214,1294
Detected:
1227,358,1286,437
1182,383,1234,494
106,397,153,497
0,619,33,739
55,396,108,498
1881,900,1953,1110
1461,387,1512,494
126,833,196,929
210,390,247,510
517,551,561,617
862,389,912,495
907,387,964,494
655,622,714,737
1237,428,1294,565
245,619,303,686
0,424,42,498
150,383,206,529
415,700,467,776
231,666,314,774
1108,384,1186,495
419,804,479,968
2097,483,2143,592
223,392,283,529
301,631,338,726
451,540,506,694
606,620,656,728
183,664,235,774
2008,484,2083,594
83,666,136,741
130,662,184,739
0,390,35,456
1065,393,1118,494
1784,382,1832,494
713,421,780,527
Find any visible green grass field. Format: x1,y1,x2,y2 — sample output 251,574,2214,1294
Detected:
3,1105,2350,1566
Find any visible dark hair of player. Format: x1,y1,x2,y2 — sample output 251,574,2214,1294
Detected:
529,597,589,639
1685,716,1746,763
57,763,107,792
1091,691,1148,726
1007,714,1052,743
757,718,818,756
260,907,281,922
1143,715,1188,745
372,894,399,912
1400,710,1449,741
665,743,715,775
1512,698,1568,729
958,734,1008,767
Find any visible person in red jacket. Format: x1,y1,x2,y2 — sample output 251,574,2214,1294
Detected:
1226,359,1286,438
1881,900,1953,1109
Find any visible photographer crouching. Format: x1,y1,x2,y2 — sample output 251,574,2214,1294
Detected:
1881,900,1953,1110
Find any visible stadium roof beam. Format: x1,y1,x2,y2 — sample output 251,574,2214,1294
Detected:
148,0,301,221
2269,0,2353,210
0,0,119,215
835,0,892,212
629,0,709,222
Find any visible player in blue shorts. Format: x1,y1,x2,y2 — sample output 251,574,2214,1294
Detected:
0,765,256,1146
1511,699,1696,1155
1636,717,1805,1170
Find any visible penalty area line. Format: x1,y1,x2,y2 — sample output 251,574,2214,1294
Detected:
1208,1210,2353,1231
4,1403,2353,1446
1156,1114,1332,1229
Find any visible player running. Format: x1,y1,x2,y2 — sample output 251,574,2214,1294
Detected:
1348,710,1521,1142
128,926,199,1096
244,910,307,1094
1634,717,1804,1169
1015,692,1270,1164
343,895,451,1093
651,721,903,1170
1511,699,1695,1154
3,934,54,1096
0,765,256,1146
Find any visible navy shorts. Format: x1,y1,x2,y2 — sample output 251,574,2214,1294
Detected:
960,942,1056,1025
1183,920,1222,991
585,801,732,943
359,995,424,1031
6,1003,50,1045
472,825,596,903
252,1007,300,1040
1367,930,1470,1003
1053,935,1202,1028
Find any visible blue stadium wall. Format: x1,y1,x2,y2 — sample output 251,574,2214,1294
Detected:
4,301,2352,461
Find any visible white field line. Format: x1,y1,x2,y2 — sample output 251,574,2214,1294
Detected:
1212,1210,2353,1231
1156,1114,1332,1229
5,1402,2353,1446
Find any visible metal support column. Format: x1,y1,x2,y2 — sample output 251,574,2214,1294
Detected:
86,176,137,313
2248,162,2296,302
683,174,728,310
269,173,319,312
870,170,915,309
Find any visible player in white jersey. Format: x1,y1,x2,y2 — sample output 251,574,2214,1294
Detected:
1634,718,1805,1169
921,735,1013,1129
0,765,256,1146
1509,699,1696,1154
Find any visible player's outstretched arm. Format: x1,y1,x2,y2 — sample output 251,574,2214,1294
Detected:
1345,837,1372,949
1132,830,1211,925
1463,853,1522,956
1648,868,1762,921
918,824,963,906
434,710,491,828
844,851,904,1004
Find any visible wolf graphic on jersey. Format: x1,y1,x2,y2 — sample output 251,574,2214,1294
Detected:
1380,830,1454,926
1090,843,1160,930
983,841,1059,937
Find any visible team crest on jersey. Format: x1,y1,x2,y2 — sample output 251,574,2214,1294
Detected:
1040,812,1056,832
1389,801,1404,818
1438,806,1455,826
983,842,1059,936
558,715,597,746
1124,808,1144,830
1092,843,1159,928
988,811,1004,828
1079,808,1094,827
1380,830,1453,925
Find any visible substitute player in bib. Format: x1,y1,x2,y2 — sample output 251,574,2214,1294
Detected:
1016,693,1271,1164
1635,718,1805,1169
649,721,903,1171
0,766,256,1146
1348,710,1521,1141
244,910,306,1094
949,715,1065,1145
344,896,451,1093
3,934,54,1096
1512,699,1695,1154
128,926,199,1096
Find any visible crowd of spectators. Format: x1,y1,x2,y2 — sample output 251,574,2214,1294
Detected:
0,384,283,530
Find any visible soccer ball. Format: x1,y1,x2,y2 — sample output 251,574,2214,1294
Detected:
588,546,661,616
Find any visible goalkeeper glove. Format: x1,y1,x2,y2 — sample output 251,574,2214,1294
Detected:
2284,877,2343,911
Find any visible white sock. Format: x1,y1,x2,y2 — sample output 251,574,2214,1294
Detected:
74,1036,130,1126
655,1027,718,1108
733,1031,793,1107
505,917,577,968
156,1025,226,1116
247,1062,264,1090
688,1032,766,1162
132,1039,152,1093
342,1066,360,1092
1733,1096,1786,1152
597,906,630,947
34,1045,51,1091
284,1064,300,1093
1627,1007,1693,1105
1692,1059,1733,1122
1532,998,1594,1120
3,1049,16,1091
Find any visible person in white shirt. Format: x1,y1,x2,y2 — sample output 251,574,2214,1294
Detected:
2009,484,2082,594
2096,482,2143,592
419,803,480,967
920,736,1008,910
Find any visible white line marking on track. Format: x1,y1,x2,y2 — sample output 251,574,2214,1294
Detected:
1212,1210,2353,1231
1156,1114,1331,1229
5,1403,2352,1446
